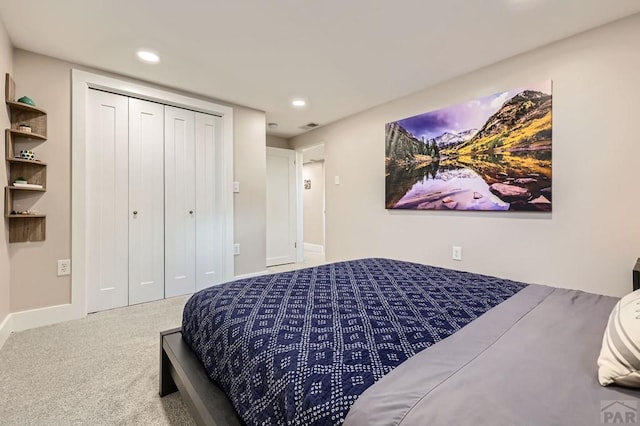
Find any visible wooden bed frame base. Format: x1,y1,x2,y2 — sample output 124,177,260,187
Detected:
160,328,243,426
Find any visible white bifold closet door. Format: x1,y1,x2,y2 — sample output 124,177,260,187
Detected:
194,113,223,291
164,106,196,297
86,90,129,313
87,91,224,312
86,90,165,312
128,98,165,305
165,106,222,296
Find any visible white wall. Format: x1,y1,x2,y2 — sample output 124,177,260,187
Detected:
0,17,12,328
266,135,290,149
291,14,640,297
303,161,324,247
234,108,267,276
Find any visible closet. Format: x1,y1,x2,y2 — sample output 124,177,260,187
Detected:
86,89,224,313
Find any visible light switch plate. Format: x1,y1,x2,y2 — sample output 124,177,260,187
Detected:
452,246,462,261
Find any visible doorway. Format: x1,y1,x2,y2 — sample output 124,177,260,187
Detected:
264,144,327,274
301,144,325,264
266,147,297,267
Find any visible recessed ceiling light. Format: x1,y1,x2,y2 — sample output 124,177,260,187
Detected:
292,99,306,107
137,49,160,64
508,0,545,8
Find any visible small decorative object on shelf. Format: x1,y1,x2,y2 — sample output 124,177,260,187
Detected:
19,149,35,160
10,208,40,215
13,182,43,189
17,95,35,106
14,183,42,189
18,123,31,133
14,176,27,184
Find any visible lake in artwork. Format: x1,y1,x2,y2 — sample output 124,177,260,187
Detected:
385,81,552,211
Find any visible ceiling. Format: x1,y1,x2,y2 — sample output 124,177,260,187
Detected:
0,1,639,139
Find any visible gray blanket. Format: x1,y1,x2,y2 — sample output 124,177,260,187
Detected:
345,285,639,426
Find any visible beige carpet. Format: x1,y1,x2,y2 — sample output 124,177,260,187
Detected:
0,296,196,426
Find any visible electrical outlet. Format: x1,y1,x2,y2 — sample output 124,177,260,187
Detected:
233,244,240,256
57,259,71,276
452,246,462,261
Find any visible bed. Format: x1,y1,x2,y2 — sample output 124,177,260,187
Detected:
160,258,638,425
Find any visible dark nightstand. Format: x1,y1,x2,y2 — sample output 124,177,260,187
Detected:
634,258,640,291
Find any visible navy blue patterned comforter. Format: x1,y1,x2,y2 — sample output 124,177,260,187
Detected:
182,258,527,425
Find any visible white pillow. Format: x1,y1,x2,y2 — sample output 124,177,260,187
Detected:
598,290,640,387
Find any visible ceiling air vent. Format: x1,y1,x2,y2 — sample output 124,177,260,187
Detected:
300,122,321,131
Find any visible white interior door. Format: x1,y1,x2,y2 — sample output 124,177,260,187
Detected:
86,89,129,313
195,112,223,291
128,98,165,305
165,106,196,297
266,147,297,267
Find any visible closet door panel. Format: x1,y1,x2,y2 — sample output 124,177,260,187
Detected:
86,90,129,313
128,98,165,305
165,106,196,297
195,113,222,291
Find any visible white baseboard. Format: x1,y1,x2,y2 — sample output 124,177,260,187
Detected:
234,270,269,280
304,243,325,254
0,303,85,350
0,313,13,350
10,303,81,333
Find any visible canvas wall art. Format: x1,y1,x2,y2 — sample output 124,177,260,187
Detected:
385,81,552,211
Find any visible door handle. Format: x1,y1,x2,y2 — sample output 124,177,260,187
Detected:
133,211,138,216
189,210,194,215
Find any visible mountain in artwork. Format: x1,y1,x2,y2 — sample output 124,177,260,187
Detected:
431,128,478,149
445,90,552,155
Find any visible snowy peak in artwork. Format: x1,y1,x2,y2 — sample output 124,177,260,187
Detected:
433,129,477,148
457,128,479,141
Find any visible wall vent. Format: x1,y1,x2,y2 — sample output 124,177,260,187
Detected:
300,122,321,130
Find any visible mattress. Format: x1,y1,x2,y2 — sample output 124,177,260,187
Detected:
344,285,633,426
181,258,528,425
